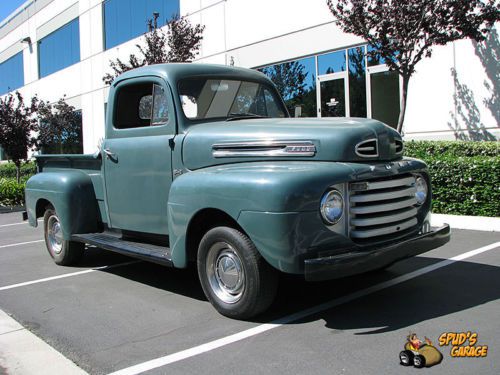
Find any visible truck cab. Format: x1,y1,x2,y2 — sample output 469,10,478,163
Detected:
25,63,450,319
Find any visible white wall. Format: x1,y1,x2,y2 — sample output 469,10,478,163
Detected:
1,0,498,155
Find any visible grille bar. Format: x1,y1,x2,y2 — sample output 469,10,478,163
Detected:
350,186,416,203
351,207,417,227
351,218,418,239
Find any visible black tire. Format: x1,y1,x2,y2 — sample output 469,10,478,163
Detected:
413,354,426,368
197,226,278,319
399,350,414,366
43,208,84,266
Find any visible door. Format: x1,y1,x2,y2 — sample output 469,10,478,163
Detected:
317,72,349,118
367,68,401,129
103,78,174,235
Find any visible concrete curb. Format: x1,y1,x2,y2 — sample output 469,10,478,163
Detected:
431,213,500,232
0,309,88,375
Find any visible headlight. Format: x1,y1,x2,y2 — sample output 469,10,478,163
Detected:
320,189,344,225
414,175,428,206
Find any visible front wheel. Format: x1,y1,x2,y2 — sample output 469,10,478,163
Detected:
197,226,278,319
43,208,84,266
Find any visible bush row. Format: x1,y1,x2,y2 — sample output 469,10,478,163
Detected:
405,140,499,159
405,141,499,217
0,161,37,179
0,178,26,207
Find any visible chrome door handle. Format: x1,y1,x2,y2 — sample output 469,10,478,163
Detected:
103,148,116,159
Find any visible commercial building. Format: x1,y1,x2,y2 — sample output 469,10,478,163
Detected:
0,0,498,158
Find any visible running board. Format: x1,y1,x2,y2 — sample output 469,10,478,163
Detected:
71,232,173,266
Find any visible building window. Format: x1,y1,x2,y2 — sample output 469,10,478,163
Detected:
38,18,80,78
258,57,317,117
348,46,367,118
103,0,180,50
0,52,24,95
39,110,83,154
0,146,7,161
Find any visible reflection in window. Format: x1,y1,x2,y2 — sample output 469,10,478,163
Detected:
0,52,24,95
348,47,367,117
103,0,180,49
152,84,169,125
178,78,286,120
367,45,386,67
318,50,346,75
38,18,80,78
259,57,316,117
39,110,83,154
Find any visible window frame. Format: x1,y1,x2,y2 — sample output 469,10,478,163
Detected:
107,76,175,140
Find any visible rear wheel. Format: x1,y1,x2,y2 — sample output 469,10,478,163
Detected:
197,226,278,319
43,208,84,266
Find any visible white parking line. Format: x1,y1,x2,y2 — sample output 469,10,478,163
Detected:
0,219,41,228
0,260,141,291
0,240,44,249
108,241,500,375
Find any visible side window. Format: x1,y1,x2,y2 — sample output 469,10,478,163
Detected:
114,82,169,129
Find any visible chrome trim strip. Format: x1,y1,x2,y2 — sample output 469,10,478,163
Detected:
355,138,379,158
212,140,316,158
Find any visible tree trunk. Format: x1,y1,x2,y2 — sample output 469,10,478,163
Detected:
397,75,410,134
15,164,20,184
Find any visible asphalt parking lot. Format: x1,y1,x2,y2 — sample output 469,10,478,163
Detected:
0,211,499,375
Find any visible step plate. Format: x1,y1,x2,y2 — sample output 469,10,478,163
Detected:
72,232,173,266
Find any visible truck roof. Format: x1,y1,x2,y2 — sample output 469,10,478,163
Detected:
113,63,270,86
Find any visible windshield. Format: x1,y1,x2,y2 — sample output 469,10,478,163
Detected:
178,78,288,121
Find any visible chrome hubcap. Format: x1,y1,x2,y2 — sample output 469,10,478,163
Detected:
47,215,63,255
206,242,244,304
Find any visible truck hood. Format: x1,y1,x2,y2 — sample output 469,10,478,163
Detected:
182,118,403,170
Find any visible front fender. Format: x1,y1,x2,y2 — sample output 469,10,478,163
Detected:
167,161,354,268
25,171,99,240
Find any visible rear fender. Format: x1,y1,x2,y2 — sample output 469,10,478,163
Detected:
25,171,99,240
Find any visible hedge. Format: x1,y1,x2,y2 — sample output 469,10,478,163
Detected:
405,141,499,217
0,178,25,206
0,162,37,179
405,140,499,159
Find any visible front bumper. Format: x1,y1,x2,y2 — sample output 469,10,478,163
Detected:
304,224,451,281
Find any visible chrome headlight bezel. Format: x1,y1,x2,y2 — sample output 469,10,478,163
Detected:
414,174,428,206
320,189,344,225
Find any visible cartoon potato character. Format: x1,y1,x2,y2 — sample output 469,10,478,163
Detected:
400,333,443,368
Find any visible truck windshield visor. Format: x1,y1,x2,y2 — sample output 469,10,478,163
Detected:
178,78,287,121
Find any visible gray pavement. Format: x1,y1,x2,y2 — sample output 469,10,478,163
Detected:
0,211,499,375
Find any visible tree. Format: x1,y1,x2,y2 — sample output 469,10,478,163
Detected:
103,13,205,85
0,92,39,182
37,97,83,154
327,0,500,133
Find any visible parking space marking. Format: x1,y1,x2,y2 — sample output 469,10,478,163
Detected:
0,240,44,249
0,260,141,291
0,219,41,228
108,241,500,375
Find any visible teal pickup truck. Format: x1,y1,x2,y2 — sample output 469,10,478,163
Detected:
25,63,450,319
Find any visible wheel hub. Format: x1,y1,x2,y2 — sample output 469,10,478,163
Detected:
206,242,245,304
47,215,63,255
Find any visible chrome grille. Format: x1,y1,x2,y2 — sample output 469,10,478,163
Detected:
349,174,419,241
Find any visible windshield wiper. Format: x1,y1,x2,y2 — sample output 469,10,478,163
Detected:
226,112,269,121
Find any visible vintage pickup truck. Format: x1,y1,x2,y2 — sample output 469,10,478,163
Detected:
25,63,450,319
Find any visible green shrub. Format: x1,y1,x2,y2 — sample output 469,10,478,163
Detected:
405,140,499,159
0,178,26,206
0,161,37,179
405,141,499,217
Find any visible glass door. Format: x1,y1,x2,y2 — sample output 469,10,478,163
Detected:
319,78,347,117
